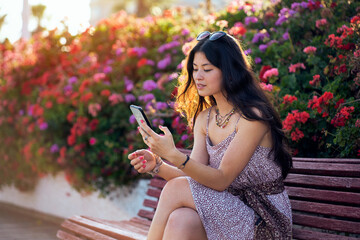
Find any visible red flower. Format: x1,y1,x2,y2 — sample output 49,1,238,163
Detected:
80,92,93,103
335,99,345,109
67,134,77,146
282,95,298,104
331,106,355,127
259,65,272,83
101,89,111,97
291,128,304,142
309,74,321,86
137,58,148,68
283,113,297,131
89,119,99,131
67,111,76,122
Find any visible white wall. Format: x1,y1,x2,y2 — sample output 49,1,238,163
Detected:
0,172,150,221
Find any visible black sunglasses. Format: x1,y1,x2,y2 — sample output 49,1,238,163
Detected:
196,31,227,41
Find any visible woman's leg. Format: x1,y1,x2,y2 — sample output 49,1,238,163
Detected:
163,207,207,240
147,177,201,240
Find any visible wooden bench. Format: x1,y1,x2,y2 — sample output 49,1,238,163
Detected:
57,149,360,240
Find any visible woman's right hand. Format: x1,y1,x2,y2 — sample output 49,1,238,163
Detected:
128,149,157,174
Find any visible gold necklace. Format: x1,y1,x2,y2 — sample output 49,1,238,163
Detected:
215,106,236,128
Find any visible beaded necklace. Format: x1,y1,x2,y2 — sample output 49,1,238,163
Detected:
215,106,236,128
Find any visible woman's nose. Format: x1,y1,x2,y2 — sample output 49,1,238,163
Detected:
194,70,203,80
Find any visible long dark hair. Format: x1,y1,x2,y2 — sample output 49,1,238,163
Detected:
175,34,292,179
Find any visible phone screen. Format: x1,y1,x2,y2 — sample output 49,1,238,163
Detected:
130,105,153,132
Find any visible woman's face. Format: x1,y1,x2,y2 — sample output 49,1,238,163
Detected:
193,51,223,97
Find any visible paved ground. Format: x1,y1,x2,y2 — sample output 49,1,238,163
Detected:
0,202,63,240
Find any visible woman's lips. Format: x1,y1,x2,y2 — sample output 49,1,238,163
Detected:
197,84,206,90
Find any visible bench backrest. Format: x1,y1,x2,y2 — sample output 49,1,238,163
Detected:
138,149,360,239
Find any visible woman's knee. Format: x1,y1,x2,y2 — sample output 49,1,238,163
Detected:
160,177,188,204
166,207,204,234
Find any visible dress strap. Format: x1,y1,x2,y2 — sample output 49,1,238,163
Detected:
234,114,241,133
206,106,214,136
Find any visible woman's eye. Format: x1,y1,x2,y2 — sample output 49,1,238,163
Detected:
204,69,212,72
193,69,198,72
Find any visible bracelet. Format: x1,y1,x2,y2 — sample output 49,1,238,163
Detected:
178,155,190,170
148,155,163,177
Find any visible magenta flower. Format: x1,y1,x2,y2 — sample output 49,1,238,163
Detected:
181,28,190,35
156,102,168,110
124,76,134,92
89,137,96,146
138,93,155,102
259,44,268,52
283,32,289,40
157,55,171,69
181,134,189,141
39,122,48,130
129,115,136,124
143,80,157,91
245,16,258,25
50,144,59,153
103,66,112,74
255,57,262,64
125,94,136,103
68,76,78,84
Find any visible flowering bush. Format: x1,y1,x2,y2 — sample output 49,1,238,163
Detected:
214,0,360,157
0,0,359,194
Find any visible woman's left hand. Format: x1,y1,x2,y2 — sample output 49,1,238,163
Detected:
138,120,177,160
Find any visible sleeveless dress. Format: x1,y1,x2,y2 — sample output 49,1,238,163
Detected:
185,106,292,240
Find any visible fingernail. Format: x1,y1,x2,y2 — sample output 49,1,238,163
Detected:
140,120,144,123
139,156,144,160
142,165,146,168
137,126,140,130
142,160,146,164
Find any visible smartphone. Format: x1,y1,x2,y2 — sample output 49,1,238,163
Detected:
130,105,153,133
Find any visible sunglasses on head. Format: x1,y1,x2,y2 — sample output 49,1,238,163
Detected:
196,31,227,41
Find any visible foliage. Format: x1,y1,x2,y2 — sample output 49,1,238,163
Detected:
0,0,359,194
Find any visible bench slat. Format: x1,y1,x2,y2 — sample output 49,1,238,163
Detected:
149,178,166,189
293,213,360,234
292,157,360,164
292,228,359,240
284,174,360,190
83,216,149,235
290,199,360,219
286,186,360,205
137,210,155,221
69,215,146,240
143,199,158,209
291,162,360,177
61,220,117,240
129,217,151,227
56,229,84,240
146,188,161,199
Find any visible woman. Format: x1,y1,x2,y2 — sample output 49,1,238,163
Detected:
128,31,293,240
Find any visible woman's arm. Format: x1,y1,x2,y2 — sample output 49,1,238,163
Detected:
138,109,268,191
155,110,210,181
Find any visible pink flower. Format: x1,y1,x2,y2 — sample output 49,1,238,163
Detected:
316,18,328,28
216,20,228,29
88,103,101,117
303,46,317,54
93,73,106,83
263,68,279,80
289,63,306,73
309,74,321,86
260,82,273,92
89,137,96,145
109,93,124,105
